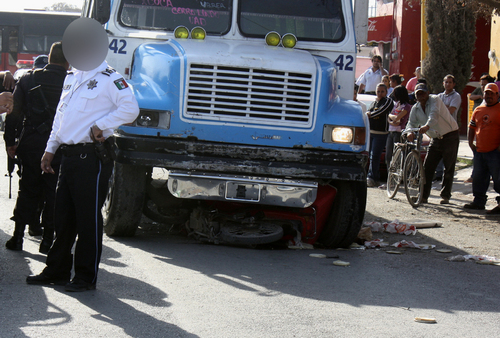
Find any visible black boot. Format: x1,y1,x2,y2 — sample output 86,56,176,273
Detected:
39,229,54,255
28,223,43,237
5,223,25,251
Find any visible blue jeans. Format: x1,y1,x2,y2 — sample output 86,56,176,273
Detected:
472,149,500,206
368,133,388,183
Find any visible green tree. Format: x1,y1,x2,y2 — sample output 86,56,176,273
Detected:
422,0,477,94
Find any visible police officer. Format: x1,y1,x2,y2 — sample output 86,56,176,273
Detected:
26,18,139,291
4,42,69,253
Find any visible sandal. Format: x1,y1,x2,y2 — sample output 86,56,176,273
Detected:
486,206,500,215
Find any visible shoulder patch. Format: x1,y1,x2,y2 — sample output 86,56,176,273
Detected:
114,78,129,90
102,67,116,76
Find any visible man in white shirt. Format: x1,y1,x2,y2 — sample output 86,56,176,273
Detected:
405,83,460,205
438,74,461,121
356,55,388,94
26,18,140,292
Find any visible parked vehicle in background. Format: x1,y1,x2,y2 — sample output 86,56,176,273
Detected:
82,0,369,248
0,11,78,74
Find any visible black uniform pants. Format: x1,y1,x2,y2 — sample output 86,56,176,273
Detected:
422,130,460,200
14,150,59,232
43,150,113,284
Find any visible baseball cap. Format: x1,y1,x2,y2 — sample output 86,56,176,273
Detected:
33,55,48,69
484,83,499,93
414,83,428,93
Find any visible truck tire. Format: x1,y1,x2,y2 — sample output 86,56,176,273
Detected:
103,163,147,237
318,180,367,248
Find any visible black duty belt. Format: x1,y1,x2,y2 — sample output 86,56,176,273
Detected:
60,143,96,157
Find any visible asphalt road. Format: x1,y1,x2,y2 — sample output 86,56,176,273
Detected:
0,135,499,338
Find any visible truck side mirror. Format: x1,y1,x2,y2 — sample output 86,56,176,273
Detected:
93,0,111,25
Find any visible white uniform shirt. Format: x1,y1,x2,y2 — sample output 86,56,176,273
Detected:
46,61,139,154
438,89,461,121
356,67,388,93
405,94,459,139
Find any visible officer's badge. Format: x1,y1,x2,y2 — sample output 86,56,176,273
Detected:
88,79,98,90
114,78,129,90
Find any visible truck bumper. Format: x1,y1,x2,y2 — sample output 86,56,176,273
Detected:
113,130,368,182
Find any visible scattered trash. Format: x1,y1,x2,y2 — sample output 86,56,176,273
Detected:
364,239,389,248
333,260,350,267
349,243,365,250
309,253,326,258
436,249,452,253
288,242,314,250
401,219,443,228
363,219,416,235
386,250,403,254
414,317,437,324
392,240,435,249
363,221,385,233
445,255,466,262
384,220,417,235
445,254,500,264
357,226,372,241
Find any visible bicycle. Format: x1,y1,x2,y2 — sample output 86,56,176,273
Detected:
386,128,425,207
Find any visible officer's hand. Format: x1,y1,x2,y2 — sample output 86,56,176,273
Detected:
0,92,13,114
2,71,15,91
91,124,105,143
41,152,55,174
6,145,17,159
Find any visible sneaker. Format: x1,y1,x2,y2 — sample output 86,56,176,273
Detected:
65,278,96,292
440,198,450,205
463,203,485,210
367,178,377,187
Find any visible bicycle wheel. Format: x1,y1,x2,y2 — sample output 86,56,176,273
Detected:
387,147,403,198
403,150,425,207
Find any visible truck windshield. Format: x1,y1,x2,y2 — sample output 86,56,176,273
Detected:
119,0,232,34
239,0,345,42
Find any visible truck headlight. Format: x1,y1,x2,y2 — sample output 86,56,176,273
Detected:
174,26,189,39
282,33,297,48
323,125,366,145
191,27,206,40
265,32,281,46
332,127,353,143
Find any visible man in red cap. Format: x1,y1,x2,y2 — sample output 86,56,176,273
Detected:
464,83,500,213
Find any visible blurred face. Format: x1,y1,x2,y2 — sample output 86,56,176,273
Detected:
443,78,455,91
390,79,397,88
415,90,429,104
376,85,387,100
383,77,390,87
372,58,381,70
484,90,499,105
480,79,488,91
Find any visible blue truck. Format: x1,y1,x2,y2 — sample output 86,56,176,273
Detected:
82,0,369,247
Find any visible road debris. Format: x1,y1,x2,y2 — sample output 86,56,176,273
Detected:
309,253,327,258
445,254,500,264
363,219,416,235
333,260,350,267
364,239,389,248
392,240,435,249
436,249,452,253
414,317,437,324
386,250,404,254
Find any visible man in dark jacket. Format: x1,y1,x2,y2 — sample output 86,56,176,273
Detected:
4,42,69,253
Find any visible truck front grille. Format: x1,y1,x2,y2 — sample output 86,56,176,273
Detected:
185,64,313,128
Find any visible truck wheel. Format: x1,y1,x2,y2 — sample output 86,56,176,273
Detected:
103,163,147,237
220,222,284,245
318,180,367,248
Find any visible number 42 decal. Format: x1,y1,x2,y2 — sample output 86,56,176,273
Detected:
109,39,127,54
334,55,354,71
